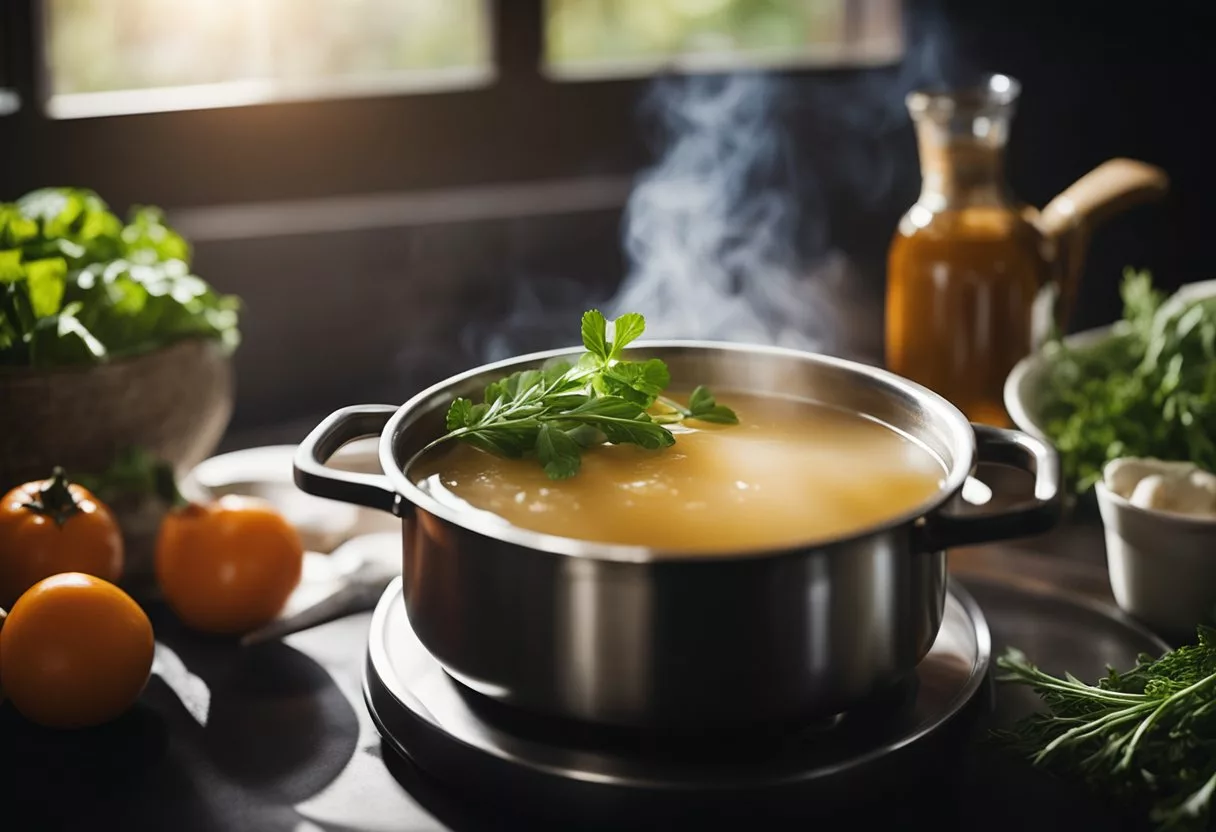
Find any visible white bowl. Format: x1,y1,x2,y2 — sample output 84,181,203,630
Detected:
181,441,398,554
1004,279,1216,444
1003,323,1123,442
1095,480,1216,639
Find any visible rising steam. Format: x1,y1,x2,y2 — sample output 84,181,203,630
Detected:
606,73,843,351
450,1,963,369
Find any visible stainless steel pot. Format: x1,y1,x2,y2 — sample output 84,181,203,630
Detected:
294,342,1060,729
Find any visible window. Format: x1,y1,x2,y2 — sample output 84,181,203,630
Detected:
35,1,902,119
43,0,493,118
545,0,902,80
2,0,907,434
3,1,909,212
2,1,905,209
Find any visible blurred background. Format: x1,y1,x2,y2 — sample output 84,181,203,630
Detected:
1,0,1211,445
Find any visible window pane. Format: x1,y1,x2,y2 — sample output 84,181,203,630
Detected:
44,0,492,117
268,0,488,79
545,0,903,79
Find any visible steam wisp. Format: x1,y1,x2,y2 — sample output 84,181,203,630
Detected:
450,2,965,369
607,73,842,351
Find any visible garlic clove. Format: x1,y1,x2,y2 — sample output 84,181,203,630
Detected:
1167,486,1216,517
1128,474,1177,512
1105,458,1162,499
1124,467,1216,518
1105,458,1194,499
1181,470,1216,518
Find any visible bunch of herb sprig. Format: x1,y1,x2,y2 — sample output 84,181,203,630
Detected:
1,187,240,367
996,630,1216,831
420,310,738,480
1040,269,1216,492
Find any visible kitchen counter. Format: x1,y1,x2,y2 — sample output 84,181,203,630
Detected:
1,528,1137,831
1,451,1144,831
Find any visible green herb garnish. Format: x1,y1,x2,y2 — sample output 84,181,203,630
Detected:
423,309,738,480
996,630,1216,831
73,446,167,505
1041,269,1216,492
1,187,240,367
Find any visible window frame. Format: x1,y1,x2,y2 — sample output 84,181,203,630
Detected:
0,0,27,114
1,0,903,213
0,0,653,210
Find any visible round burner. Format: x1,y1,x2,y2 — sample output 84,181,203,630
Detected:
364,578,991,822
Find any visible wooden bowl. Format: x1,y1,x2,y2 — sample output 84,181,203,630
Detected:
0,338,233,490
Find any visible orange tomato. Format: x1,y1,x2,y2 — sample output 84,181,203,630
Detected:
155,494,304,635
0,467,124,609
0,572,154,729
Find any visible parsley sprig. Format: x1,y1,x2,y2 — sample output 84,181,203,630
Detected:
422,310,738,480
996,628,1216,831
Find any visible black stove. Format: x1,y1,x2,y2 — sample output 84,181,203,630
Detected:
364,578,992,828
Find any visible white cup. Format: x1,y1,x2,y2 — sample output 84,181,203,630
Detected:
1096,480,1216,640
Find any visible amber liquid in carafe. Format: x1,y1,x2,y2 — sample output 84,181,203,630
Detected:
887,206,1049,426
886,85,1049,426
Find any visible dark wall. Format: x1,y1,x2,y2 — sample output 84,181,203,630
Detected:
771,0,1214,336
917,0,1213,329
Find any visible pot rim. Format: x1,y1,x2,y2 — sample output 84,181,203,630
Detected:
379,340,977,562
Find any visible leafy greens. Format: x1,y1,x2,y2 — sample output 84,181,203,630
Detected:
425,309,738,480
996,631,1216,831
0,187,240,367
1040,269,1216,492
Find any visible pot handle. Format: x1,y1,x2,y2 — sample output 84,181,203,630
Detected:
920,424,1063,551
293,405,408,517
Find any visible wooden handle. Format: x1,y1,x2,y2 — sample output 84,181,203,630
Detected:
1037,158,1169,239
1034,158,1169,330
0,607,6,704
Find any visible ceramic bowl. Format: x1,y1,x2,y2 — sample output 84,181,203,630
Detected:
181,440,399,555
1006,279,1216,441
1004,279,1216,522
1095,480,1216,640
1002,323,1124,521
0,337,233,490
1004,325,1122,444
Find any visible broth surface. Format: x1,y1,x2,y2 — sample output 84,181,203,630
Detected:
411,393,947,553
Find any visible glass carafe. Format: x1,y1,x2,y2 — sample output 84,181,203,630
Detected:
885,75,1048,427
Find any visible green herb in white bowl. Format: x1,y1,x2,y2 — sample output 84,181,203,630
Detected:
1005,270,1216,494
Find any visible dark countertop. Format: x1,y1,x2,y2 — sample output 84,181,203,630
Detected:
0,461,1149,832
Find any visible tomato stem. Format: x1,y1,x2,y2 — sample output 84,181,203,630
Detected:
21,467,82,527
153,461,190,510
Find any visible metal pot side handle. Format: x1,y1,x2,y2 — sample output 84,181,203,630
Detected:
922,424,1063,551
293,404,408,516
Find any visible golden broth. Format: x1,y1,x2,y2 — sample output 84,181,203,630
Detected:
410,393,947,553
